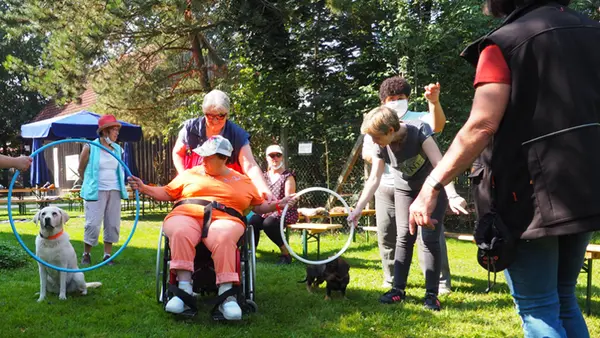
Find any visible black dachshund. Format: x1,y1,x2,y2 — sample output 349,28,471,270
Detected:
298,257,350,300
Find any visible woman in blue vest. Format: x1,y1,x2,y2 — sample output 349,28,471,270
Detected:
78,115,129,266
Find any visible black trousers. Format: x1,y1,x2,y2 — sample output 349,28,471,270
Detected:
249,214,285,248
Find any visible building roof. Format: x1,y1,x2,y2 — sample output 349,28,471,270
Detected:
31,87,97,122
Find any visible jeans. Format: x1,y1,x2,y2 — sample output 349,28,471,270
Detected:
504,232,592,338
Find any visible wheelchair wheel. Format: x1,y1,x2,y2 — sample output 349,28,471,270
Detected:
242,224,256,302
155,228,164,303
248,225,256,301
155,228,171,305
246,299,258,313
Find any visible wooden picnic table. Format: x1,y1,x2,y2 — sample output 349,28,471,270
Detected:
0,188,57,214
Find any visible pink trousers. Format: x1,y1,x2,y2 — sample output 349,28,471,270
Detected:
163,215,244,284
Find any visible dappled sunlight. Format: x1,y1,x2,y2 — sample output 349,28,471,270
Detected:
1,210,599,337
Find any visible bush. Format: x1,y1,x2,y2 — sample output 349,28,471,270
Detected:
0,241,29,269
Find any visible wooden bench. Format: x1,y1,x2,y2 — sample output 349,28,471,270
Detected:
583,244,600,315
445,232,599,315
286,223,343,259
0,198,64,214
297,209,377,243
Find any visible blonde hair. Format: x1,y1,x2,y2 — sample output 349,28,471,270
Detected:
360,106,400,135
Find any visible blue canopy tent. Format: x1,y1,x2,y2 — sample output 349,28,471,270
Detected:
21,111,143,186
30,139,51,187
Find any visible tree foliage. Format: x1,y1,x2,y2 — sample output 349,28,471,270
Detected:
0,1,46,151
2,0,233,136
2,0,597,151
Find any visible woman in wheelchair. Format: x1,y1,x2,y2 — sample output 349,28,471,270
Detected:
128,136,295,320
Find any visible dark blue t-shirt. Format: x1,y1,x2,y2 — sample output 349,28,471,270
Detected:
178,117,250,170
375,121,434,191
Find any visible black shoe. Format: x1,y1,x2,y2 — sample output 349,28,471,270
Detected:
423,293,441,311
275,254,292,265
379,288,405,304
103,254,115,266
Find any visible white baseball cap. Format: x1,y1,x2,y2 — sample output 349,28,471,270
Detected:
265,145,283,156
193,135,233,157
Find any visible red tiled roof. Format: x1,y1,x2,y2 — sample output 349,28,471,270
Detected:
32,87,98,122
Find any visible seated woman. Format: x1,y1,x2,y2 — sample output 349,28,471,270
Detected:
249,144,298,265
128,136,295,320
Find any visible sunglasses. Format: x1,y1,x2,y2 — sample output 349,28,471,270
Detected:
268,153,283,159
205,113,228,121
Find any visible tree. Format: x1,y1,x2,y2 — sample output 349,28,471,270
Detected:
0,1,46,153
2,0,232,136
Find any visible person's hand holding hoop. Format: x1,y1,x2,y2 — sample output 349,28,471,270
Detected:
127,175,146,193
347,207,362,228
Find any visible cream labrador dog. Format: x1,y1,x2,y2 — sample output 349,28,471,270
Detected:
34,206,101,301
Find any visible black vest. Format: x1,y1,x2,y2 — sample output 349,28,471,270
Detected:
462,3,600,239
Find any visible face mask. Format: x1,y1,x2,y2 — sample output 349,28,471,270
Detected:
270,162,284,170
104,136,114,145
385,99,408,118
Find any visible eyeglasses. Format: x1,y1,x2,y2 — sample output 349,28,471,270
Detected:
268,153,283,159
205,113,228,121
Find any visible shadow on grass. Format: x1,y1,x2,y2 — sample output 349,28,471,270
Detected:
2,228,598,337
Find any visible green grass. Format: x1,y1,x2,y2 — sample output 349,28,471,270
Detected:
0,209,599,338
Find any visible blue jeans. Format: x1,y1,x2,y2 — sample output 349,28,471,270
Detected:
504,232,592,338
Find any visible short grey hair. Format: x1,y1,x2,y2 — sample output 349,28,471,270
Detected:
202,89,230,113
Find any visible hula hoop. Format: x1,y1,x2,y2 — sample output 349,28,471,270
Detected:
8,138,140,273
279,187,354,265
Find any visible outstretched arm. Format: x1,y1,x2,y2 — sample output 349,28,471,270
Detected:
127,176,175,201
239,144,274,202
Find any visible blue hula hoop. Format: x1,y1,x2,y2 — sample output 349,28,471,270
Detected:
8,138,141,273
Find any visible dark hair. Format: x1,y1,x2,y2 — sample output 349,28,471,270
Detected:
484,0,571,17
378,76,411,103
216,153,229,161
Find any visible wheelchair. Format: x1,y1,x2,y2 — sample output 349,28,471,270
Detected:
155,222,258,320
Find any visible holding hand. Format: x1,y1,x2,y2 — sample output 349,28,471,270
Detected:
424,82,441,104
13,156,33,171
347,208,362,228
127,176,145,193
277,193,297,211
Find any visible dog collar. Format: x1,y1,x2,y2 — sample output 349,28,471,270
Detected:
40,229,64,240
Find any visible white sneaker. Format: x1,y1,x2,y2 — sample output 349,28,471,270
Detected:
219,296,242,320
165,296,189,314
165,282,193,314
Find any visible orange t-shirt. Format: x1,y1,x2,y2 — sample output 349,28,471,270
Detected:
163,167,264,225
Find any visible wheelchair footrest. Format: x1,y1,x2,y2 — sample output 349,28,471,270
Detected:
177,309,199,318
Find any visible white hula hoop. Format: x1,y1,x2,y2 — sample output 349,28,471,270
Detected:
280,187,354,265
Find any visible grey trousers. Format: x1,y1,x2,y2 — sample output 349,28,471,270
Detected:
83,190,122,246
374,185,451,290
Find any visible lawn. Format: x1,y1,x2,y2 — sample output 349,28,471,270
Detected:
0,207,599,338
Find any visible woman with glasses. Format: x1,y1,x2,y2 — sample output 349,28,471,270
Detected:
249,145,298,265
172,89,273,201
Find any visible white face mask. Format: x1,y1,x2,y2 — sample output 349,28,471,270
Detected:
104,136,114,145
270,162,284,170
385,99,408,118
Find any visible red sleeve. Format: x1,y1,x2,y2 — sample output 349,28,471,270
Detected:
473,44,511,88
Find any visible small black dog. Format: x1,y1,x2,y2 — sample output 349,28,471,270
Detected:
298,257,350,300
